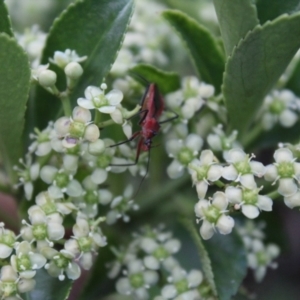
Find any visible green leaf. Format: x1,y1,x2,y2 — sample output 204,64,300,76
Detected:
223,13,300,135
0,33,30,182
203,230,247,300
182,219,217,297
256,0,300,24
32,0,134,129
212,0,259,56
129,64,181,94
162,10,225,93
0,0,13,36
24,269,72,300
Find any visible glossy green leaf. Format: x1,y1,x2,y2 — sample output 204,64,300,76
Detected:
24,269,72,300
0,0,13,36
33,0,134,129
162,10,224,93
223,13,300,135
0,33,30,182
213,0,258,56
203,230,247,300
256,0,300,24
129,64,181,94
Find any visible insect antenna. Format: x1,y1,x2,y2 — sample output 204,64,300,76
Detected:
128,71,150,87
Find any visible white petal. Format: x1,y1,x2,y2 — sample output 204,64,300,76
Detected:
274,148,293,163
47,222,65,240
66,262,81,280
195,181,208,199
207,165,223,181
226,148,246,163
207,134,222,151
279,109,298,127
240,174,257,189
116,277,132,295
40,166,57,183
81,252,93,270
106,89,123,105
186,134,203,152
164,239,181,254
48,185,64,199
241,205,260,219
144,256,160,270
194,199,208,218
72,106,92,123
278,178,297,197
30,253,47,269
264,164,278,181
222,165,238,180
216,215,234,234
24,182,34,200
143,270,159,285
187,270,203,287
0,244,13,258
200,220,214,240
77,98,95,109
199,150,214,165
284,191,300,208
225,186,242,204
161,284,177,298
91,168,108,184
250,161,265,177
212,192,228,210
98,106,116,114
257,195,273,211
167,160,184,179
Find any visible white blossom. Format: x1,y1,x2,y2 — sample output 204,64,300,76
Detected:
188,150,223,198
264,147,300,197
222,148,265,189
77,84,123,114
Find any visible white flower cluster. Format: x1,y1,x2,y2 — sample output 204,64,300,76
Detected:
110,226,203,300
15,25,47,68
111,0,182,75
188,148,273,240
237,221,280,282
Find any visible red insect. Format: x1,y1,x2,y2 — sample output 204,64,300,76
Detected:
110,82,176,167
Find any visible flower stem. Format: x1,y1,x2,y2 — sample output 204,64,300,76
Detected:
214,180,225,188
60,92,72,116
94,110,102,125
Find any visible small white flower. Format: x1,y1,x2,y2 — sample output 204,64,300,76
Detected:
261,89,300,130
0,265,36,298
222,148,265,189
247,239,280,282
14,155,40,200
54,106,99,148
0,224,16,259
116,259,159,299
49,49,87,69
77,85,123,114
194,192,234,240
207,124,240,160
166,134,203,179
264,148,300,197
225,186,273,219
10,241,46,279
40,166,83,198
188,150,223,198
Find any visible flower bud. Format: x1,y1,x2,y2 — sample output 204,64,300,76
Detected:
64,62,83,79
38,70,57,87
84,124,100,142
